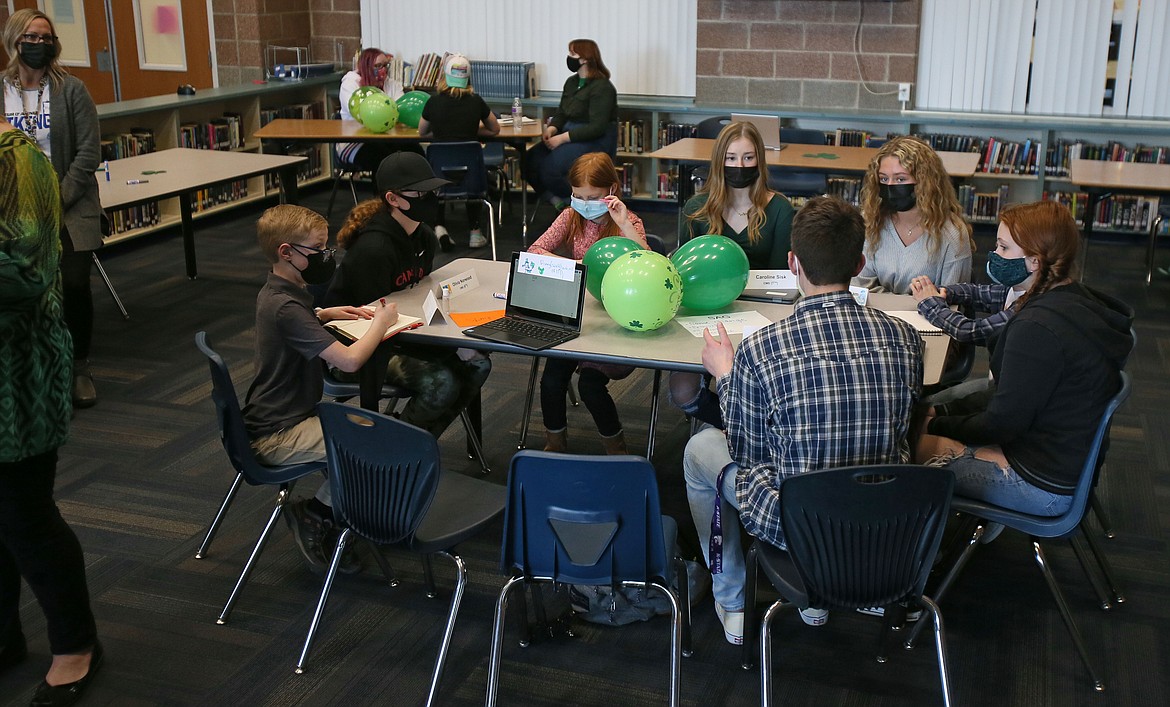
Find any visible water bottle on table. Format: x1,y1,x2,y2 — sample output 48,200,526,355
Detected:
511,97,522,132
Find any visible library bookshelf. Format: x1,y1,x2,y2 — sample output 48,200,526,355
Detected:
97,74,340,245
488,95,1170,236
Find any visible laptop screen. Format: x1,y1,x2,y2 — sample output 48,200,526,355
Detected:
505,252,587,328
731,112,782,150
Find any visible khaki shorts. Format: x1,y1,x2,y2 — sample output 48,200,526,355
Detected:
251,416,325,466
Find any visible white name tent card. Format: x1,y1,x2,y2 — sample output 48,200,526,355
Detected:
438,269,480,297
421,289,445,325
748,269,799,290
675,310,774,337
848,285,869,306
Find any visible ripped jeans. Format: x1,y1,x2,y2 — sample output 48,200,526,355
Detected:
929,448,1072,516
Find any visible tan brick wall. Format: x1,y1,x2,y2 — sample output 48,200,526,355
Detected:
698,0,921,110
214,0,355,85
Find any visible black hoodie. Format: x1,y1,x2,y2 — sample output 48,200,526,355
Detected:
323,207,436,308
928,282,1133,494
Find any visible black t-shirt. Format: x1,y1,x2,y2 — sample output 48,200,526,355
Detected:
421,92,491,141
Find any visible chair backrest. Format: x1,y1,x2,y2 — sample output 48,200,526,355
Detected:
864,136,889,148
696,115,732,139
645,233,667,256
426,140,488,197
194,331,322,486
500,450,671,586
780,128,828,146
779,465,954,610
317,402,441,545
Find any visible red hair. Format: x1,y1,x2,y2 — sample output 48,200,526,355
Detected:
564,152,621,247
356,48,388,87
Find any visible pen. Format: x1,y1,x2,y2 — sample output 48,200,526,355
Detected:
126,179,149,185
104,160,110,181
492,292,506,300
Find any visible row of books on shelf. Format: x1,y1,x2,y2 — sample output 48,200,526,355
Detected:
408,52,446,89
189,179,249,213
100,128,155,161
616,162,638,198
1044,138,1170,178
658,121,698,149
179,113,245,151
617,119,650,154
264,146,323,190
259,101,324,126
106,202,161,235
1043,191,1161,232
958,184,1012,223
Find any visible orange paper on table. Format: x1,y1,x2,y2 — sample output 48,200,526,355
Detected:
448,310,504,327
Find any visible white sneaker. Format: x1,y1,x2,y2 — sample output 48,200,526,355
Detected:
469,229,488,248
799,607,829,626
856,604,922,622
715,604,744,645
435,225,454,252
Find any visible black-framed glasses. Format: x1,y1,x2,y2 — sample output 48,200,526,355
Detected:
288,243,336,262
20,33,57,45
373,62,390,69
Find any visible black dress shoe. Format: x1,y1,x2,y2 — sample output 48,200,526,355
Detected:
0,632,28,674
30,641,103,707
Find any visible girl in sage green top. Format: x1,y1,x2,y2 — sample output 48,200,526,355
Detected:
679,121,794,269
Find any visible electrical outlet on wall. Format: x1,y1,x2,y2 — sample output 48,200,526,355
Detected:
898,83,912,103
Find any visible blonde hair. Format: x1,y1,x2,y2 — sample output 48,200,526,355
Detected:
563,152,621,248
860,136,973,256
256,204,328,263
686,121,778,246
3,9,69,91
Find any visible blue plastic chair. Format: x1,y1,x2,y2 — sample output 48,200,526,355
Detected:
193,332,327,624
690,115,732,195
485,451,691,707
741,465,955,706
905,371,1132,692
482,141,512,225
426,140,499,261
767,128,830,198
297,403,505,706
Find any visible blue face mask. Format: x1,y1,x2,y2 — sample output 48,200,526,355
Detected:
986,251,1031,287
570,196,609,222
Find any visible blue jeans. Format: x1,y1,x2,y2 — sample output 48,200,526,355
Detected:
524,122,617,199
938,449,1073,516
683,426,744,611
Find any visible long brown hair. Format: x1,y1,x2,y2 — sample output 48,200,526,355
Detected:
337,199,385,249
860,136,973,256
568,39,610,80
686,121,777,245
3,9,69,90
563,152,621,248
998,201,1080,308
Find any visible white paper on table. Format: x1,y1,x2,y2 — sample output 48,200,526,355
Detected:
517,251,574,281
675,310,774,337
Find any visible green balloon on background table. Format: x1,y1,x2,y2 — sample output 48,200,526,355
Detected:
395,90,430,128
347,86,383,121
600,251,683,332
359,94,399,133
583,237,645,301
670,234,750,311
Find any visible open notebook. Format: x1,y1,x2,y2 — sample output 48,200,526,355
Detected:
325,308,422,342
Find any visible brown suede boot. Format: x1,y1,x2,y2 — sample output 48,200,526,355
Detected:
600,430,628,455
544,428,568,452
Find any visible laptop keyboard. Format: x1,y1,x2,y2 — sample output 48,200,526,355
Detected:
481,317,571,343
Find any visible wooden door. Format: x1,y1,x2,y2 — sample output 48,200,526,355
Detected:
11,0,116,104
109,0,213,100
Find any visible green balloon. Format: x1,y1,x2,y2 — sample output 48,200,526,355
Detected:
600,251,683,332
358,94,399,134
583,237,645,301
395,90,430,128
347,86,383,120
670,235,750,311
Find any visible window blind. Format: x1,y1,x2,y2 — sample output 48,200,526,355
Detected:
1123,0,1170,118
1027,0,1112,115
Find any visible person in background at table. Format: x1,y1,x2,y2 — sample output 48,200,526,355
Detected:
0,115,103,707
419,53,501,252
337,47,415,172
684,196,922,643
854,136,974,294
525,39,618,210
325,151,491,443
671,121,796,428
3,9,102,409
528,152,647,454
243,205,397,573
916,201,1132,524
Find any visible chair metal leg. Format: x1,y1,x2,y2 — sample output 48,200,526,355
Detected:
1147,214,1163,286
422,554,437,598
1069,533,1113,610
1089,491,1115,539
459,407,490,475
92,253,129,319
517,358,540,449
195,472,243,559
905,521,985,649
1079,521,1126,605
217,487,291,624
759,600,790,707
645,580,683,707
646,370,662,459
486,574,527,706
515,580,532,647
672,557,693,658
326,174,343,219
480,198,498,262
920,595,953,707
295,528,350,674
366,540,400,587
1033,540,1106,691
742,544,760,670
425,551,467,707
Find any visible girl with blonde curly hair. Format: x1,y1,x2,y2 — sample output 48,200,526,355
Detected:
856,136,974,293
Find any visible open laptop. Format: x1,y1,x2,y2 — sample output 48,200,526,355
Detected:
731,112,785,151
739,269,800,304
461,252,587,351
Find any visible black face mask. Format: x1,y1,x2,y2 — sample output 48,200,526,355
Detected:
289,244,337,285
566,55,582,73
396,191,440,225
878,183,917,212
723,166,759,190
19,42,56,71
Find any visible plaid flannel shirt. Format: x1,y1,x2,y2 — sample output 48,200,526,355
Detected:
718,290,924,547
916,282,1015,344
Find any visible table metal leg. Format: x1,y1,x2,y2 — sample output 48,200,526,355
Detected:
180,195,197,279
1148,214,1163,285
280,165,300,205
645,370,662,459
